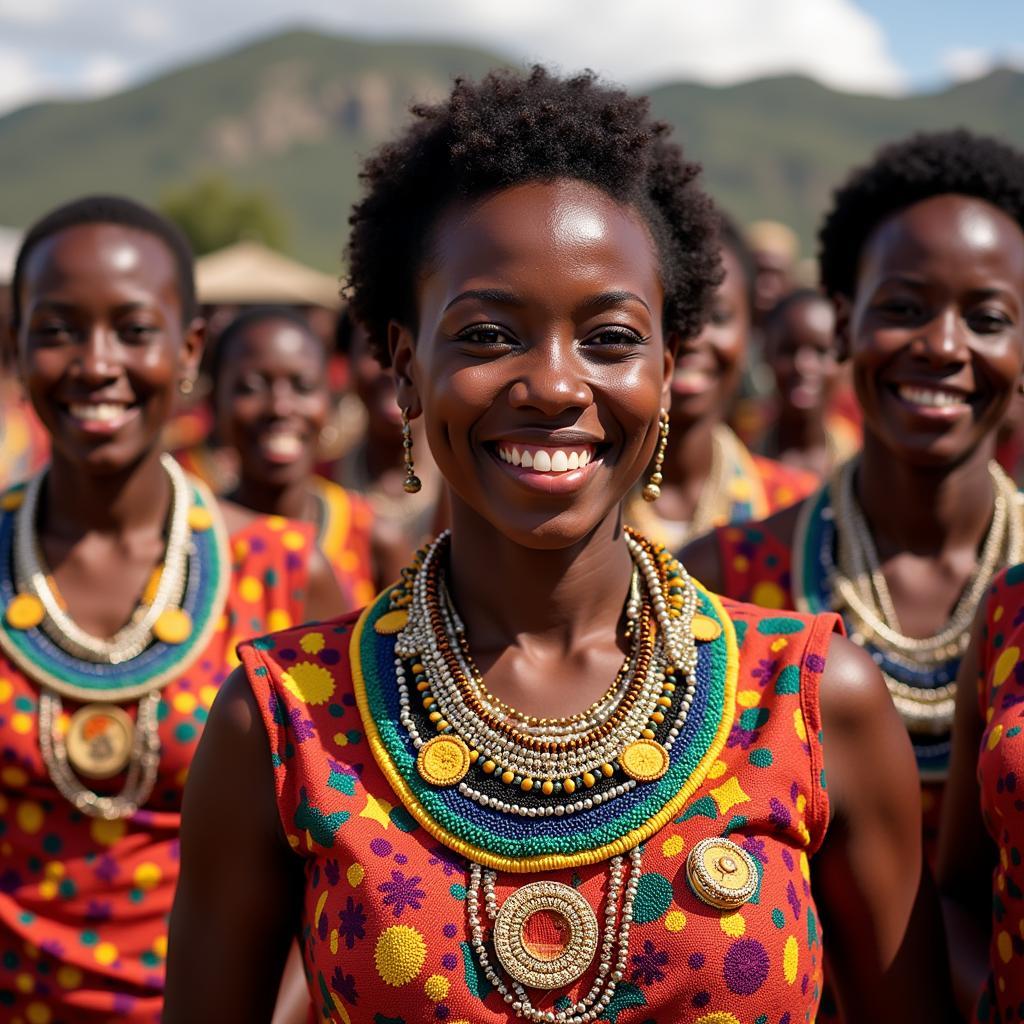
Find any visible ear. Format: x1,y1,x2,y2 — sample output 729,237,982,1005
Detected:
388,320,421,418
180,317,206,387
831,293,853,363
661,331,680,408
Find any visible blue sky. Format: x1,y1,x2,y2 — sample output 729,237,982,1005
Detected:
0,0,1021,115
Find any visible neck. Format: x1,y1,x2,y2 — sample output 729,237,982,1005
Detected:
231,476,314,523
42,448,171,541
659,415,718,517
855,432,997,555
775,407,827,456
447,502,634,654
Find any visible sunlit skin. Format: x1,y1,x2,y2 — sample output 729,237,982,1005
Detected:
657,245,749,526
166,180,956,1023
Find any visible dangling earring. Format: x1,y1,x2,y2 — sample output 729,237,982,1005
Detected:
402,409,422,494
179,377,195,396
642,410,670,502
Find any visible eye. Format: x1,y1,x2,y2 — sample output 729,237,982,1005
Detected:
968,308,1013,334
876,297,922,320
709,306,733,327
32,322,75,343
456,324,516,348
119,323,160,344
582,326,647,349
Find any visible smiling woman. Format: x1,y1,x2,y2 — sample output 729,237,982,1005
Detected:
166,69,953,1023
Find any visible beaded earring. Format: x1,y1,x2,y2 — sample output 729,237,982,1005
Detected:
402,409,422,494
642,410,670,502
179,377,195,396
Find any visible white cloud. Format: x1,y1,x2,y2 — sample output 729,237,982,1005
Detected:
0,0,64,24
125,5,173,42
0,46,53,115
942,45,1024,82
80,53,130,96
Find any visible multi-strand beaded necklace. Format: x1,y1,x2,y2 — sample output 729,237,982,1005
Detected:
355,528,745,1022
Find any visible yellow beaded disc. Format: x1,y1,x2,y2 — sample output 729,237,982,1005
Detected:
619,738,670,782
5,593,45,631
691,614,723,642
187,506,214,532
0,490,25,511
686,837,757,910
374,610,409,635
416,735,471,787
152,608,193,645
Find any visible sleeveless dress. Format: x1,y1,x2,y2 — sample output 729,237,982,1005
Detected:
311,477,376,610
0,490,313,1024
973,564,1024,1022
241,556,840,1023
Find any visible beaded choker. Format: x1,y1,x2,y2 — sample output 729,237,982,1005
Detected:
793,458,1023,779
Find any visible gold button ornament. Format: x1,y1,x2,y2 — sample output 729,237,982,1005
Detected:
375,610,410,635
5,593,45,631
619,738,670,782
65,703,134,779
686,837,758,910
416,735,471,787
691,614,722,642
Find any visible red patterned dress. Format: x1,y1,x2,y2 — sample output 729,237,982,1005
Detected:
973,564,1024,1022
241,539,840,1023
311,478,376,611
0,482,313,1023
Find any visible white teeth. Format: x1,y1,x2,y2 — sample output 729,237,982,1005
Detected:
69,402,128,423
496,445,596,474
533,450,552,472
550,450,568,472
567,451,579,470
511,447,521,467
580,450,591,467
264,434,303,456
521,450,534,469
898,385,965,408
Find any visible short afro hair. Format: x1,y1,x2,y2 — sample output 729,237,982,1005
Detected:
11,194,198,327
819,129,1024,300
345,65,722,365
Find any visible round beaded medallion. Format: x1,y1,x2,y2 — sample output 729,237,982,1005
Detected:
65,703,134,779
492,881,598,989
686,836,758,910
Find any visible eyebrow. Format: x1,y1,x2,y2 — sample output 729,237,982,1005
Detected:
442,288,652,314
31,300,156,315
578,290,652,314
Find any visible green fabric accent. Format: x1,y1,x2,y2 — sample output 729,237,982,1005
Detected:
632,872,673,924
775,665,801,694
755,616,805,635
749,747,773,767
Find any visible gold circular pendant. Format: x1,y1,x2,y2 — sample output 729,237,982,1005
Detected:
6,593,45,631
494,881,598,990
691,614,722,642
619,739,670,782
65,704,135,779
686,837,758,910
375,610,409,635
153,608,193,645
416,735,471,787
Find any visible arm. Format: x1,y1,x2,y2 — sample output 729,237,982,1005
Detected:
813,635,956,1022
165,668,304,1023
936,609,995,1018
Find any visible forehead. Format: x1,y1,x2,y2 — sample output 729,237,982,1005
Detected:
424,180,663,307
859,194,1024,287
22,222,181,310
230,318,323,363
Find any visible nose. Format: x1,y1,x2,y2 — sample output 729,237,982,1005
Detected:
268,379,296,418
915,308,968,365
506,339,592,416
77,325,120,384
793,345,819,377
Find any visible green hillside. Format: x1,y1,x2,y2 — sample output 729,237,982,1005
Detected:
1,26,1022,269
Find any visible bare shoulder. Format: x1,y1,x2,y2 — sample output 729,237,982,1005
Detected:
818,632,896,736
215,497,257,535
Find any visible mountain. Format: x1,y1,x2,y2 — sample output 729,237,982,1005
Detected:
1,27,1022,269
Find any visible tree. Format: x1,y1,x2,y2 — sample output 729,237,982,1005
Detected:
160,175,289,255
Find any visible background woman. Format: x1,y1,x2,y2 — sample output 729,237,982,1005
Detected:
167,68,951,1023
212,305,376,609
0,196,340,1022
684,130,1024,862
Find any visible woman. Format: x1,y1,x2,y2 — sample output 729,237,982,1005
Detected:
167,68,951,1023
758,289,859,478
939,569,1024,1020
213,305,376,608
684,129,1024,860
0,195,340,1022
625,218,817,551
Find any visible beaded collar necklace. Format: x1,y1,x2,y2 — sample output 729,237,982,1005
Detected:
793,457,1023,780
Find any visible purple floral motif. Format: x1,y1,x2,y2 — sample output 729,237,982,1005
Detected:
742,835,768,865
769,797,791,830
95,855,119,883
40,938,64,957
751,658,779,688
286,706,315,742
85,899,113,922
428,845,462,877
324,860,341,887
786,879,802,921
338,897,366,949
1013,603,1024,628
379,870,426,917
726,724,758,751
331,967,359,1005
0,869,23,893
804,653,826,673
631,939,669,985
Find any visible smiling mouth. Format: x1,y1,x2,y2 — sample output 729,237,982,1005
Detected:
260,430,306,461
494,443,596,474
893,384,973,410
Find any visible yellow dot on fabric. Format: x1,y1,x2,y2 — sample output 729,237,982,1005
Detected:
12,713,32,735
359,793,393,828
315,889,329,929
43,861,64,879
998,872,1007,893
152,608,192,645
267,516,287,532
6,593,45,630
783,935,799,983
994,604,1005,622
37,880,57,900
300,632,325,655
988,724,1005,751
347,863,365,887
751,581,787,610
1002,846,1010,870
56,966,83,989
694,1014,741,1024
662,834,685,858
796,794,807,814
799,851,811,882
375,925,426,987
998,930,1013,964
665,910,686,932
330,929,339,955
0,677,13,702
710,777,751,814
424,974,449,1002
283,530,306,552
268,609,292,632
94,942,118,966
793,707,807,742
329,994,353,1024
172,692,197,715
153,935,168,959
720,912,746,937
133,862,162,891
708,759,728,780
733,556,750,573
770,638,789,653
988,707,995,724
281,661,335,705
16,971,34,992
16,802,43,834
232,539,249,561
994,647,1019,688
737,690,761,709
187,506,213,532
239,576,264,603
334,732,348,747
200,685,218,708
2,766,27,787
89,817,126,846
26,1003,50,1024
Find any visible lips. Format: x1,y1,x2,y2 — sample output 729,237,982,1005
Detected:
64,401,139,434
894,384,971,409
257,427,308,464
